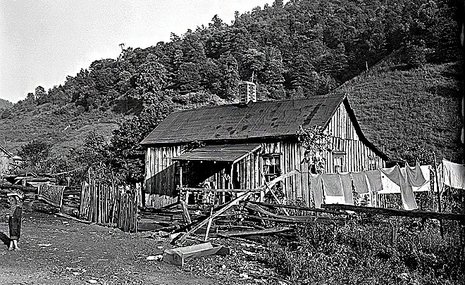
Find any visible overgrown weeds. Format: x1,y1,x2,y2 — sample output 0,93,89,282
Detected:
265,218,465,284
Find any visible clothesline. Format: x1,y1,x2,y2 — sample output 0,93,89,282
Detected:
309,159,464,211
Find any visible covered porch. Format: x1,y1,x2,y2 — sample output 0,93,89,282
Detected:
173,143,263,205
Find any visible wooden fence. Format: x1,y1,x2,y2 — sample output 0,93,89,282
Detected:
79,167,139,232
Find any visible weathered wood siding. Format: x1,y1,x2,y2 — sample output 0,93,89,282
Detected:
323,102,384,173
234,151,261,190
144,145,182,207
261,102,385,205
144,102,385,207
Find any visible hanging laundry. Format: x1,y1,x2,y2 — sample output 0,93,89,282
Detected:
405,162,427,188
379,171,401,194
366,170,383,192
442,159,465,190
321,174,343,196
351,172,369,194
412,165,431,192
381,165,418,210
339,173,354,205
310,174,324,208
325,195,345,204
436,163,444,193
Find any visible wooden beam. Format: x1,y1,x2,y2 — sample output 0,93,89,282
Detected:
249,201,346,215
180,200,191,224
322,204,465,222
179,187,259,193
0,183,37,193
163,242,229,266
245,202,338,223
217,227,292,238
247,215,344,225
260,172,290,215
173,170,298,245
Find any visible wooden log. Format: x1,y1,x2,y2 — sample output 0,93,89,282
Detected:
55,212,93,224
249,201,346,215
245,203,338,223
217,227,292,238
246,215,345,225
0,183,37,192
179,187,260,193
322,203,465,222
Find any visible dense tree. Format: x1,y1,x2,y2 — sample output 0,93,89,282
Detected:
17,140,51,174
2,0,460,185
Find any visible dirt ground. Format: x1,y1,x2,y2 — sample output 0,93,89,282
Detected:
0,211,230,285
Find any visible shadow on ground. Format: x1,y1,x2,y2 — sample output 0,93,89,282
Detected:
0,231,10,247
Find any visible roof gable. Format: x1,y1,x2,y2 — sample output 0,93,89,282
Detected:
141,94,345,146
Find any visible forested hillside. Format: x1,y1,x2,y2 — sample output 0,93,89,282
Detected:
0,98,12,110
0,0,461,182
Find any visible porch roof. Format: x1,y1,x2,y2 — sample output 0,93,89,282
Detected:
172,143,261,164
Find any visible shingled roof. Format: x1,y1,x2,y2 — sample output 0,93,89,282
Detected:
141,94,347,146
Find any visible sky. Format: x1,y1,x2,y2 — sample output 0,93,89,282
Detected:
0,0,275,103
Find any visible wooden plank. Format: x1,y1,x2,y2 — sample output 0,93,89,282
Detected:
179,187,259,193
0,183,37,192
322,204,465,221
180,200,191,224
217,227,292,238
174,171,298,245
247,215,344,225
246,202,332,222
250,201,346,215
163,242,229,266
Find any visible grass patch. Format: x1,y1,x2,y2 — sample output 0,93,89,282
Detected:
265,218,465,284
332,61,463,162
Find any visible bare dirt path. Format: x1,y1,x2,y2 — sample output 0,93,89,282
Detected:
0,211,218,285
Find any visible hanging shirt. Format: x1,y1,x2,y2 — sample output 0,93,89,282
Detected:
381,165,418,210
379,171,401,194
310,174,324,208
321,174,343,196
412,165,431,192
405,162,427,188
339,173,354,205
351,172,369,194
442,159,465,190
366,170,383,193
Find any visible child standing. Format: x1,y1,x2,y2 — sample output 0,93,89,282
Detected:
6,191,23,251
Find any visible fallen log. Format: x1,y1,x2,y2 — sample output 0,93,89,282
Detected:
247,214,345,225
250,201,347,216
217,227,292,238
322,204,465,222
55,212,93,224
0,183,37,193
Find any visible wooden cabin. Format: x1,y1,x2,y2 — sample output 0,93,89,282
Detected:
141,83,388,208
